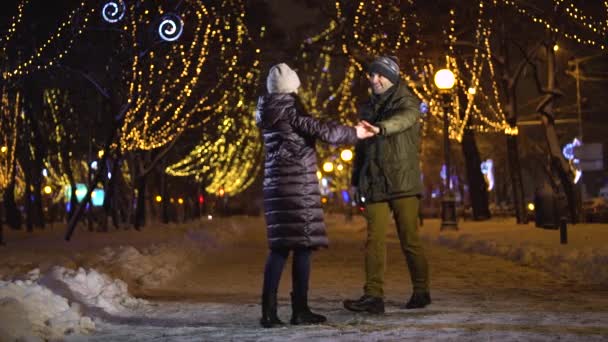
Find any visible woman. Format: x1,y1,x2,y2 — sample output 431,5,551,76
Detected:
255,63,373,328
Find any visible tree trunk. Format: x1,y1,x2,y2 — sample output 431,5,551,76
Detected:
538,43,579,222
22,79,46,230
24,166,33,232
103,157,121,231
161,168,169,223
134,175,147,230
0,200,4,245
506,134,527,223
3,181,21,230
461,129,491,220
62,145,79,221
501,43,527,223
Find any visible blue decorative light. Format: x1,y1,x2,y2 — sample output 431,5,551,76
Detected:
91,189,105,207
420,102,429,115
65,184,105,206
480,159,494,191
158,14,184,42
341,190,350,203
102,1,126,24
562,138,581,161
562,138,583,184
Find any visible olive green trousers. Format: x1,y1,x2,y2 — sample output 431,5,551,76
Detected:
363,196,429,297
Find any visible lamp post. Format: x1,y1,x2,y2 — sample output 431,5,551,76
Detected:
434,69,458,230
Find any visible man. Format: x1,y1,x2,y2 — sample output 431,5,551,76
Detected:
344,56,430,314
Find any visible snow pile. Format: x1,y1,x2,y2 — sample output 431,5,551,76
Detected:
432,233,608,285
0,269,95,341
39,266,147,316
91,227,225,289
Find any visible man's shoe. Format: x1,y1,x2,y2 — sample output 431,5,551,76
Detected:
343,295,385,314
405,292,431,309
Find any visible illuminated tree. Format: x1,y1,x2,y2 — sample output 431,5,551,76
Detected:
57,0,265,233
295,0,606,222
451,0,607,222
0,88,23,235
0,0,95,236
163,0,263,197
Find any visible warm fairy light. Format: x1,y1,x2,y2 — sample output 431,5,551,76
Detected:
155,195,162,202
504,126,519,136
43,186,52,194
322,161,334,173
553,44,559,51
340,149,353,162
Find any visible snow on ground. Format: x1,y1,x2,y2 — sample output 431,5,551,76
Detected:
0,215,607,341
0,270,96,341
420,218,608,285
89,218,247,290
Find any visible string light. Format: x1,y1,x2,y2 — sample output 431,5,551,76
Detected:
0,89,25,198
3,2,95,81
162,0,262,196
500,0,607,50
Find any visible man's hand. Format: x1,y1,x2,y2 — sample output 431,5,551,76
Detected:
360,120,380,135
355,122,376,139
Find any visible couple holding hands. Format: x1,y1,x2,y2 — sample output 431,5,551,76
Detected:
255,56,430,328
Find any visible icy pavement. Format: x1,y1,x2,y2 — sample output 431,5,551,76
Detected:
65,299,608,341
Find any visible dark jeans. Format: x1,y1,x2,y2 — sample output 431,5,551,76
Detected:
262,247,312,298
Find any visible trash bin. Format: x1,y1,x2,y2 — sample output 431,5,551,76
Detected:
534,182,559,229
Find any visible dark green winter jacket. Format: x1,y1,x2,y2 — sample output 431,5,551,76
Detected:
351,81,422,203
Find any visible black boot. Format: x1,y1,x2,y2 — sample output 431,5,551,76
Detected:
290,292,327,325
343,295,385,314
405,292,431,309
260,293,284,328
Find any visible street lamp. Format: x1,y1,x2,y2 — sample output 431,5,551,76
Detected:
434,68,458,230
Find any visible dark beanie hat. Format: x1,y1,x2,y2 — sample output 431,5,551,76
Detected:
368,56,400,85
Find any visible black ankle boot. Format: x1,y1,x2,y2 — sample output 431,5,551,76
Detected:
290,292,327,325
405,292,431,309
260,293,284,328
343,294,385,314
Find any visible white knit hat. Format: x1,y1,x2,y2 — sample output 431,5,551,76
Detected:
266,63,301,94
